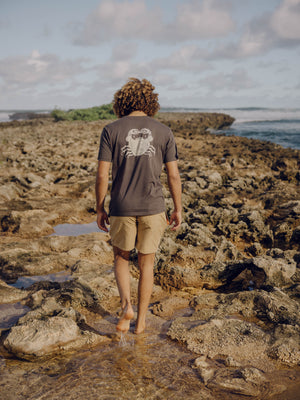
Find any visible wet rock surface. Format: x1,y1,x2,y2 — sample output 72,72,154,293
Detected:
4,296,110,360
0,113,300,399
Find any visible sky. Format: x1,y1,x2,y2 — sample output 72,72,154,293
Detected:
0,0,300,110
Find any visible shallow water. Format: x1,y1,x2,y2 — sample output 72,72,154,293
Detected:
0,303,30,330
50,221,101,236
1,311,300,400
10,270,72,289
0,313,226,400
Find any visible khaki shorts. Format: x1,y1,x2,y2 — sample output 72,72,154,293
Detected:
110,212,168,254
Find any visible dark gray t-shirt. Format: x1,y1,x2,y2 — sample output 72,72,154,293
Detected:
98,115,178,216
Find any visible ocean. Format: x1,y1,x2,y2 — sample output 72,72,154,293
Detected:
1,107,300,150
212,107,300,151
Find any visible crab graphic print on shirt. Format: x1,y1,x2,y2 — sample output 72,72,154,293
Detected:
121,128,156,157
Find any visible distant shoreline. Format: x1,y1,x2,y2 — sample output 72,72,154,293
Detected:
1,108,299,150
1,106,300,122
8,111,52,121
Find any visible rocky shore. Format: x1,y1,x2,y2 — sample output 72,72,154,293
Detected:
0,113,299,399
8,112,51,121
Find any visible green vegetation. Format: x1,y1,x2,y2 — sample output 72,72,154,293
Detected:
51,104,116,122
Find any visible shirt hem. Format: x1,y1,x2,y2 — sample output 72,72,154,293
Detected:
109,208,166,217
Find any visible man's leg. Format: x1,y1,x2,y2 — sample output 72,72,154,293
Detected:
135,252,155,334
113,246,134,332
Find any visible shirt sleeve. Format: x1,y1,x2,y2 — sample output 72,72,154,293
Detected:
97,127,112,162
163,130,178,163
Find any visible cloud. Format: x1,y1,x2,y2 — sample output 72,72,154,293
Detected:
94,60,151,84
271,0,300,40
0,50,88,86
110,42,138,61
72,0,235,45
0,79,90,109
199,68,257,92
172,0,235,41
99,60,134,80
240,0,300,54
0,44,192,109
0,50,101,109
73,0,161,45
208,0,300,60
150,45,212,72
0,50,95,108
91,42,212,87
235,18,272,57
208,15,273,59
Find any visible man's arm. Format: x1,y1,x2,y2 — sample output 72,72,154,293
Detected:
165,161,182,231
95,160,111,232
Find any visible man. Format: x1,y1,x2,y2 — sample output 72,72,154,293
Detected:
95,78,182,334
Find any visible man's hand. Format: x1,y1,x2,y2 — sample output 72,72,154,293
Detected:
97,210,109,232
165,161,182,231
95,160,110,232
169,210,182,231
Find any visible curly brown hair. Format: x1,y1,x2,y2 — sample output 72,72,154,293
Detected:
112,77,160,118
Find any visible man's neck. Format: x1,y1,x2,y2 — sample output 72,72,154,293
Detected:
128,111,147,117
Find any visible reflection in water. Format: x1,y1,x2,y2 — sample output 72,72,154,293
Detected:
0,303,30,330
50,221,103,236
10,271,72,289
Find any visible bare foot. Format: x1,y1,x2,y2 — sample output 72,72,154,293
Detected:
116,305,134,333
134,321,145,335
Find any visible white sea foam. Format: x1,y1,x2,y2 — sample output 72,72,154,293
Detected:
224,108,300,124
162,107,300,149
0,112,11,122
212,108,300,150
